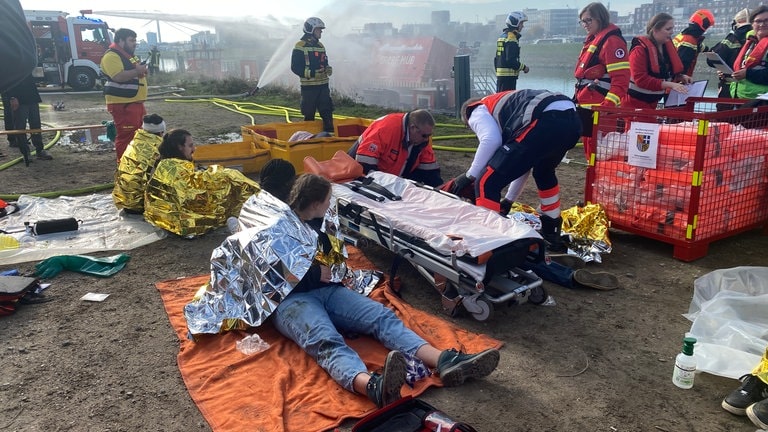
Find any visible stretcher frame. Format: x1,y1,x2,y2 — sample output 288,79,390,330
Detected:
335,183,547,322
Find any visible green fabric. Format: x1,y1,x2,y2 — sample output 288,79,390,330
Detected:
35,253,130,279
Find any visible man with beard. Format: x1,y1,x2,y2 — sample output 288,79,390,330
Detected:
100,28,149,162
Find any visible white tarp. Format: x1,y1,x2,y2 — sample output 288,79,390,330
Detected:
0,194,166,265
683,266,768,379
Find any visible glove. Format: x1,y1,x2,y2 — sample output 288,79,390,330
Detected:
325,65,332,77
449,173,473,195
35,253,130,279
499,198,513,216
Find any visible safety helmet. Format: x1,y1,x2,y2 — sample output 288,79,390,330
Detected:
303,17,326,34
689,9,715,31
505,11,528,30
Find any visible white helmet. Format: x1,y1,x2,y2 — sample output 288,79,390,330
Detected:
303,17,326,34
505,11,528,30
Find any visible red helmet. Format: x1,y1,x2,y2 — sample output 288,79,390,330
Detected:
689,9,715,31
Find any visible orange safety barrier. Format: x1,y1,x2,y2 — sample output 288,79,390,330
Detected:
585,98,768,261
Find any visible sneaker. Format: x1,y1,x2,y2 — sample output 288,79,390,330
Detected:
722,374,768,416
437,348,500,387
747,398,768,429
36,151,53,160
366,351,406,408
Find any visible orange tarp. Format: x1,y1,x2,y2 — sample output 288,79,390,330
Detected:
155,247,502,432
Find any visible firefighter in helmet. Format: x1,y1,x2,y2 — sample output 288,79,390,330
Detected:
673,9,715,78
291,17,335,134
494,11,529,92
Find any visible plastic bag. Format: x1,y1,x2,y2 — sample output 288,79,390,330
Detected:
683,266,768,379
236,333,270,355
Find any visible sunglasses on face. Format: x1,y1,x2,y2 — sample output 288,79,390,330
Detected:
410,124,432,139
579,18,594,26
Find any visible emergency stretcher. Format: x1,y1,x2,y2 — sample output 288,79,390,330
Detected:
320,166,548,321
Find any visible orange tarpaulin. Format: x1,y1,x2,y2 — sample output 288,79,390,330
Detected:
155,247,502,432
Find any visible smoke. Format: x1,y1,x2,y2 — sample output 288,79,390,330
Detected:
257,0,458,109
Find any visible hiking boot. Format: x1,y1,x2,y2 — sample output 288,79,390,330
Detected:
540,215,568,253
748,398,768,429
36,151,53,160
722,374,768,416
366,350,406,408
437,348,500,387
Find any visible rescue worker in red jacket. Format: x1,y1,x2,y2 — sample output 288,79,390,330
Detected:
450,90,581,252
349,109,443,187
622,13,692,109
673,9,715,78
573,2,630,159
494,11,529,92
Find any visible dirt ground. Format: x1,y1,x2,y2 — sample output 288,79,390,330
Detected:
1,92,767,432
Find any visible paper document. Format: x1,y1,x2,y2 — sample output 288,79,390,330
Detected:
665,80,708,107
703,52,735,79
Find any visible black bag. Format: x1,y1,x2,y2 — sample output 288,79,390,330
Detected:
0,276,40,316
352,396,478,432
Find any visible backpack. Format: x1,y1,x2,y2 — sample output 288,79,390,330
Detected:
0,275,41,316
351,396,478,432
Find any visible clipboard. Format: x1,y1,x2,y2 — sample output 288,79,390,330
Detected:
665,80,708,108
704,52,734,80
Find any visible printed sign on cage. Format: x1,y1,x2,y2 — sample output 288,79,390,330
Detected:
627,122,659,169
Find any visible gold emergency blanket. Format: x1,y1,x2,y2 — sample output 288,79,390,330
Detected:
144,159,260,238
112,130,161,213
561,203,612,262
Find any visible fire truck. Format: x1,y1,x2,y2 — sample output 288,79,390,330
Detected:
24,10,112,91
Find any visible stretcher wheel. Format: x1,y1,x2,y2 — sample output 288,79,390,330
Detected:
467,297,493,321
528,285,548,305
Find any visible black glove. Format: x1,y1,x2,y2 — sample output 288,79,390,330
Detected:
499,198,513,216
449,173,473,195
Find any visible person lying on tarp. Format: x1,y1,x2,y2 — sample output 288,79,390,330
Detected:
112,113,167,214
143,128,260,238
348,109,443,187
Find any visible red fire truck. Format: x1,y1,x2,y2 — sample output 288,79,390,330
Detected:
24,10,112,91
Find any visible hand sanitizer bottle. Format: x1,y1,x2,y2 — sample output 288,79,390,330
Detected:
672,336,697,389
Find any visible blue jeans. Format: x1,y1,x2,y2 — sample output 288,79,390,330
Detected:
272,285,428,391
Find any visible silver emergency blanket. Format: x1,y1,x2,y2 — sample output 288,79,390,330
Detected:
184,191,317,336
333,171,542,281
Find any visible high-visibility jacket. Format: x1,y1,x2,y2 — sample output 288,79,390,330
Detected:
353,112,439,177
573,24,630,107
730,34,768,99
101,48,147,102
464,89,573,144
290,34,332,86
673,27,707,77
495,30,525,77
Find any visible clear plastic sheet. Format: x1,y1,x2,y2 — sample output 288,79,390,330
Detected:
683,266,768,379
0,194,165,265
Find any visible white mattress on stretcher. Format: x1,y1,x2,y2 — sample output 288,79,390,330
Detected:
332,171,542,260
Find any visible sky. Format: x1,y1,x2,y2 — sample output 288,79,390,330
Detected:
20,0,640,42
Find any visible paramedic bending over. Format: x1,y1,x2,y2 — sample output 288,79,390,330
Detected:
271,174,500,408
349,109,443,187
452,90,581,253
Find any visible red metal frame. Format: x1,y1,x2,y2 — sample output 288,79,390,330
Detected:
584,98,768,261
